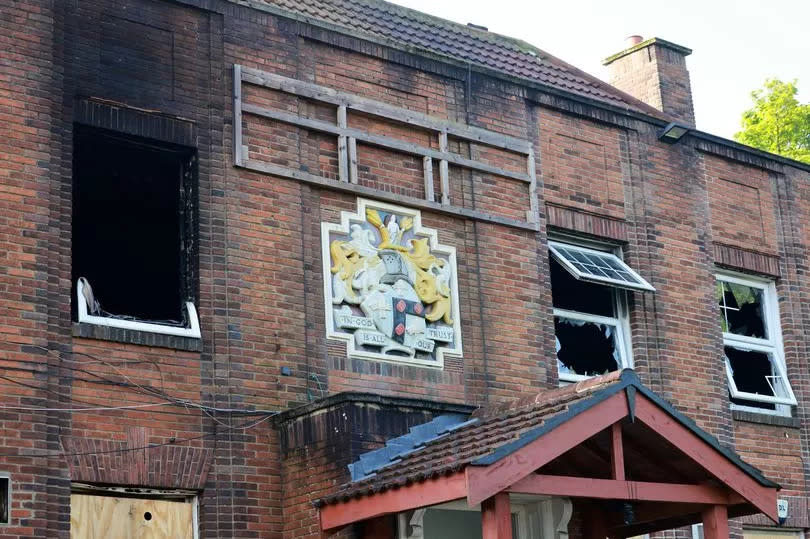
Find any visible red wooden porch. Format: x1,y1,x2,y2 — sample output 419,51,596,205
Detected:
317,370,779,538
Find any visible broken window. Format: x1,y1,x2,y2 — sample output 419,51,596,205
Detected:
551,241,651,383
717,274,795,413
72,126,199,338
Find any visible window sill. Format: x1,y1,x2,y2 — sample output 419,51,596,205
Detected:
732,409,799,428
72,323,202,352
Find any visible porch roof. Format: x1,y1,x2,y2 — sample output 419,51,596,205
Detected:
318,370,781,536
319,370,776,506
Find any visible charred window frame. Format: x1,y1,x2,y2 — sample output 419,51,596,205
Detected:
717,273,795,416
550,239,652,384
71,126,200,338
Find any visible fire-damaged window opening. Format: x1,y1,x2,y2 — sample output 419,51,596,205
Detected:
550,239,648,384
0,473,9,525
717,273,796,415
71,126,200,338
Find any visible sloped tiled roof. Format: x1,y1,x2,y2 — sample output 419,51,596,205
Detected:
320,372,624,504
256,0,668,118
318,369,776,506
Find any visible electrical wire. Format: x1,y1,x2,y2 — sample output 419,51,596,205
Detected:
12,346,279,415
0,413,276,459
0,401,175,412
0,346,285,459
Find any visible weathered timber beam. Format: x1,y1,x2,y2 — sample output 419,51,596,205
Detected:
240,103,532,183
319,471,467,532
465,391,629,506
239,159,540,232
634,396,778,522
508,474,739,504
337,104,349,182
233,64,243,166
438,130,450,205
610,422,625,481
239,65,531,154
481,492,512,539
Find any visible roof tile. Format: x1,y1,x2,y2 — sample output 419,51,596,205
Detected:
258,0,667,117
320,372,624,504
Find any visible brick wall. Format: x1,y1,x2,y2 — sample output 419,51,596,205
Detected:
2,0,810,538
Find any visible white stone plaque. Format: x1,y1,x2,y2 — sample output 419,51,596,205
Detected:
323,199,462,368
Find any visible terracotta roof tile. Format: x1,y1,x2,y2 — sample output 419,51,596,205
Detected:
320,372,624,504
257,0,668,118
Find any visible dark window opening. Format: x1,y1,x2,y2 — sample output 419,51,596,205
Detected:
726,346,777,411
555,317,618,378
72,126,197,325
551,258,614,317
717,281,766,338
0,476,8,524
550,252,624,380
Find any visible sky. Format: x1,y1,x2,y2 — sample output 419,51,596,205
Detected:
389,0,810,139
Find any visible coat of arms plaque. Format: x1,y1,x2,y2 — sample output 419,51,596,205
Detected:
322,199,462,367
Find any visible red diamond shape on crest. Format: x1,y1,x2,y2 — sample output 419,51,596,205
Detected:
414,303,423,315
396,300,406,312
395,323,405,336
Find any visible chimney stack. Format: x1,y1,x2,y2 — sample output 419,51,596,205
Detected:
603,37,695,126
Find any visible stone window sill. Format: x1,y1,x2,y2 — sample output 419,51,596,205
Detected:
732,409,800,428
72,323,202,352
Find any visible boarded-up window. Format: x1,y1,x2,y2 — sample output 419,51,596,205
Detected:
70,494,194,539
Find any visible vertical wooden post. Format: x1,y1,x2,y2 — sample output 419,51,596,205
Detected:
584,508,607,539
701,505,729,539
361,515,396,538
610,422,625,481
423,156,435,202
233,64,243,166
481,492,512,539
526,145,538,223
337,105,349,182
438,130,450,205
348,136,359,184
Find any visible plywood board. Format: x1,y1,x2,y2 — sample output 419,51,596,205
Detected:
71,494,193,539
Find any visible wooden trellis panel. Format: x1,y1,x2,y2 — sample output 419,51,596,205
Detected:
233,64,539,231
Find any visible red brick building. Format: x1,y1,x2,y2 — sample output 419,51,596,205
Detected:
2,0,810,537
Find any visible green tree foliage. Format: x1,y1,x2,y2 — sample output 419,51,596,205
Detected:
734,79,810,164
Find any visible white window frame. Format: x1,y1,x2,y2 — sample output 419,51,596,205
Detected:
551,239,634,384
549,241,655,292
76,278,201,339
717,273,796,414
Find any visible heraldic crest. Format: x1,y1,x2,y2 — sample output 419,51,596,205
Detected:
322,199,462,367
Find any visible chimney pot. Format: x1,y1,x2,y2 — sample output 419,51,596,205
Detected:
625,35,643,47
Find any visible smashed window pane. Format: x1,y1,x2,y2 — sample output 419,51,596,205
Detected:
551,258,613,317
726,346,778,410
555,316,619,377
717,281,766,338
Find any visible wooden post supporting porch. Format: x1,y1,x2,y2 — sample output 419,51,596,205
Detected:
701,504,729,539
481,492,513,539
584,508,609,539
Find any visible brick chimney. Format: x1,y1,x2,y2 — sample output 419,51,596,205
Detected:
603,36,695,126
